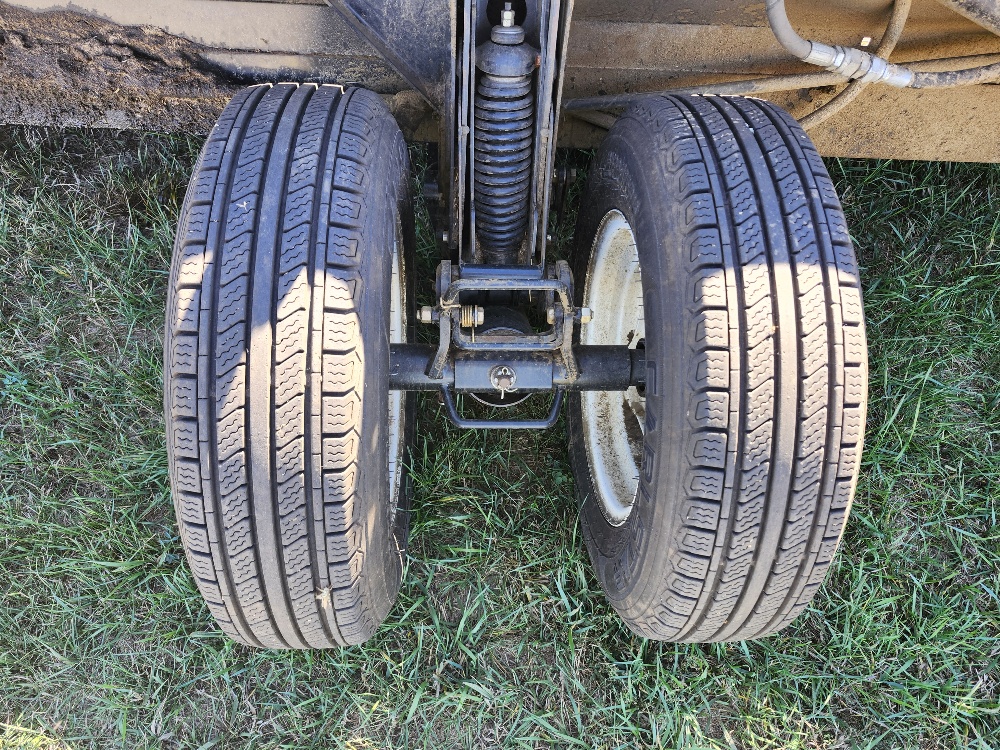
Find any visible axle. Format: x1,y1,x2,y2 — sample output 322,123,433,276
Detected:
388,343,646,393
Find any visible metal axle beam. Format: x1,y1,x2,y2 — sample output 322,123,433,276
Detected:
388,343,645,392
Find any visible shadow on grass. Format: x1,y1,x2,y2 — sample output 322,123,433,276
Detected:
0,128,998,749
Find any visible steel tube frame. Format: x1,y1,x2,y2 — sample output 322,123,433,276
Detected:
388,343,646,392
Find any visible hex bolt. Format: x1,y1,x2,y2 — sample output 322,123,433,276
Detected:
501,2,515,27
579,307,593,324
418,306,436,324
546,306,556,325
439,230,450,245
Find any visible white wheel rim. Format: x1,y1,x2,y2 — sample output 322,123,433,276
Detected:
581,210,645,526
387,223,405,510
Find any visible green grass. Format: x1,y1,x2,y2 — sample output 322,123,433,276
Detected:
1,126,998,749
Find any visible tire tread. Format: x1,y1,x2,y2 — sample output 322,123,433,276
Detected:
165,83,411,648
571,94,867,642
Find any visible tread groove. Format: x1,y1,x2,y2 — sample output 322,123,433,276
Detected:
568,93,866,643
166,83,414,649
699,95,799,641
249,83,312,649
666,96,747,641
747,99,853,637
311,86,353,646
205,85,270,647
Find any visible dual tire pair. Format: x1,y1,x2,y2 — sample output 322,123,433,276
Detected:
165,84,867,646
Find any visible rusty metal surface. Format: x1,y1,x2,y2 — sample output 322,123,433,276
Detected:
792,83,1000,159
1,0,999,160
328,0,454,109
935,0,1000,35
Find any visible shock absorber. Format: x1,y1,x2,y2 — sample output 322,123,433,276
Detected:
474,3,537,263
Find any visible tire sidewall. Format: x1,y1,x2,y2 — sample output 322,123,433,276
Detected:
569,108,692,612
350,91,417,624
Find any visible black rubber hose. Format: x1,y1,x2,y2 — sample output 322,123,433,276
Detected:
911,61,1000,87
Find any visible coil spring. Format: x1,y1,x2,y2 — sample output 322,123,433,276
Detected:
474,70,534,263
459,304,484,328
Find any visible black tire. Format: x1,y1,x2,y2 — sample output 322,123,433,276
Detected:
568,95,867,642
165,83,416,648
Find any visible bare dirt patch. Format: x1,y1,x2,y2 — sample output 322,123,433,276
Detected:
0,2,237,131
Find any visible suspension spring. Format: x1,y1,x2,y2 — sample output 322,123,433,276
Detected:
474,5,537,263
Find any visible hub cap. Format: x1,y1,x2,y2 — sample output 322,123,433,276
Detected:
387,223,405,509
580,210,645,526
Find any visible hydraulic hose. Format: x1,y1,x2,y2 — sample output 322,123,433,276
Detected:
766,0,913,85
911,61,1000,86
766,0,1000,89
564,2,1000,116
564,53,1000,116
799,0,911,129
766,0,812,59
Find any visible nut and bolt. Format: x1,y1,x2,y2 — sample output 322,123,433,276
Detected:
421,305,485,327
501,2,515,27
546,306,593,325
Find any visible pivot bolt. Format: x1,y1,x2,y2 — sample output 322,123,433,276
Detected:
490,364,517,398
418,306,437,324
579,307,593,324
546,306,556,325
